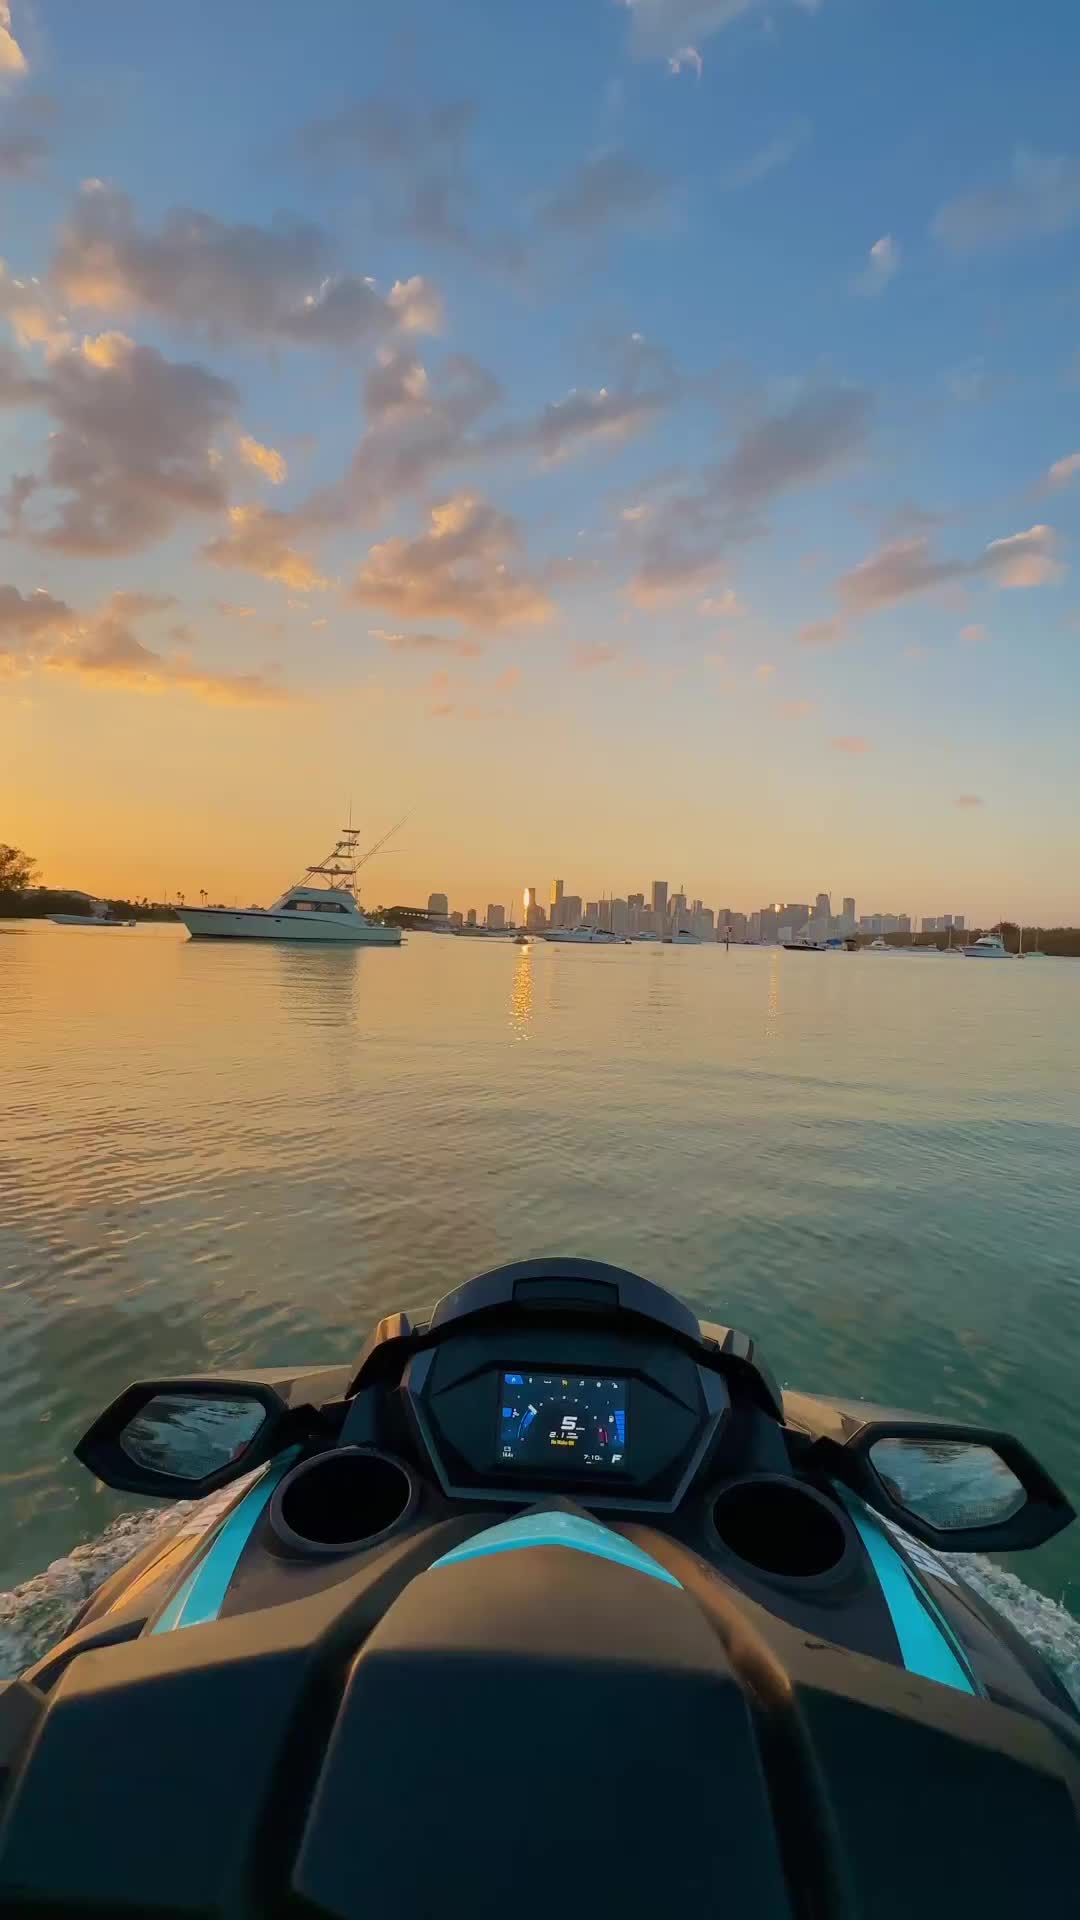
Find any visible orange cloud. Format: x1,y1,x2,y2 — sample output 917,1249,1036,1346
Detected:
1,582,290,705
797,618,844,648
371,626,483,658
238,434,287,485
573,642,619,669
837,524,1062,613
0,3,27,76
351,494,552,631
204,505,327,591
51,181,441,347
955,794,985,808
831,735,870,754
1048,452,1080,489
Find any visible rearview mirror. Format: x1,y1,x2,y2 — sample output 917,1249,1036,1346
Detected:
783,1392,1074,1552
76,1378,291,1498
118,1393,268,1482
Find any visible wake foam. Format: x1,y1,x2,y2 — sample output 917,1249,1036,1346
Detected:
0,1506,189,1679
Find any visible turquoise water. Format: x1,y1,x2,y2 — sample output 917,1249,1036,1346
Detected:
3,921,1079,1673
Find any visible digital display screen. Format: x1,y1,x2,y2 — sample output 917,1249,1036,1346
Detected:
497,1373,629,1471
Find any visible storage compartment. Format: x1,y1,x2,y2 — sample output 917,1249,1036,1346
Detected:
271,1448,416,1555
711,1477,848,1578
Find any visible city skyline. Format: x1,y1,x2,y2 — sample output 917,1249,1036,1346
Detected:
3,4,1078,925
421,882,970,938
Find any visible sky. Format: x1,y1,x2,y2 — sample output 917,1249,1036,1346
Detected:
2,0,1079,922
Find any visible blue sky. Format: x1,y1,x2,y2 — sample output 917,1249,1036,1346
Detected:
2,0,1078,918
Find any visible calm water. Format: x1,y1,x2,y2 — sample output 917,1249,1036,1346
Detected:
3,922,1080,1671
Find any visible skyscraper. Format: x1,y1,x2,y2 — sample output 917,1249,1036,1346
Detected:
523,885,545,931
550,878,564,928
487,904,505,929
651,881,668,924
842,896,855,923
466,908,477,927
427,892,448,916
816,892,831,918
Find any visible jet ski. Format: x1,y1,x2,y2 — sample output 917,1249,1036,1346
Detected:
1,1257,1078,1916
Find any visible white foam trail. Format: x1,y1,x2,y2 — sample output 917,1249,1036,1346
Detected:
945,1552,1080,1708
0,1507,189,1679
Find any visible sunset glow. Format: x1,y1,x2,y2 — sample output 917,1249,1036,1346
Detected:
3,2,1078,923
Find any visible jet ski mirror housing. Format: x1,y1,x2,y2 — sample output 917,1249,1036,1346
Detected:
76,1377,293,1498
783,1391,1074,1553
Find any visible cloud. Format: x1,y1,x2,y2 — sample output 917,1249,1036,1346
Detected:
780,697,815,718
853,234,900,296
831,735,869,754
203,505,327,591
723,121,810,190
0,583,288,704
539,149,668,232
370,626,483,658
298,348,502,529
490,381,670,467
350,494,553,631
0,262,72,354
495,664,521,691
836,525,1062,614
668,45,703,75
754,662,775,679
50,181,440,346
797,617,843,647
1048,451,1080,489
0,2,27,76
933,147,1080,254
699,590,745,616
238,434,287,485
720,384,872,507
213,600,257,618
621,0,818,61
0,330,235,554
960,622,987,645
296,97,518,272
954,794,984,809
573,642,619,669
624,383,872,606
295,338,668,539
0,129,44,174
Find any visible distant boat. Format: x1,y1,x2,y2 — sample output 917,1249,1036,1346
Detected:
49,896,135,928
783,939,825,951
962,934,1010,960
664,929,702,945
175,826,402,946
542,925,622,945
866,937,893,952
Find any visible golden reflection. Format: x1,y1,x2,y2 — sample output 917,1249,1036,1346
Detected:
765,950,782,1042
510,941,533,1040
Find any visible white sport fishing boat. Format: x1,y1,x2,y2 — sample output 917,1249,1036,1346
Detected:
962,933,1010,960
175,826,402,946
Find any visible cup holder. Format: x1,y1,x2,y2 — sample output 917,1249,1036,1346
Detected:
270,1448,416,1556
710,1476,849,1581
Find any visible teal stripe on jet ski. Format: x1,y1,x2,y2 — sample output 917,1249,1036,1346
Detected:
839,1491,976,1694
152,1450,299,1634
432,1510,682,1587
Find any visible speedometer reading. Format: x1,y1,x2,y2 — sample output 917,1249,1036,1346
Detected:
497,1374,629,1470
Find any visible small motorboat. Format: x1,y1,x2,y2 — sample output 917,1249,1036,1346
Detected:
48,896,135,928
7,1259,1078,1913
